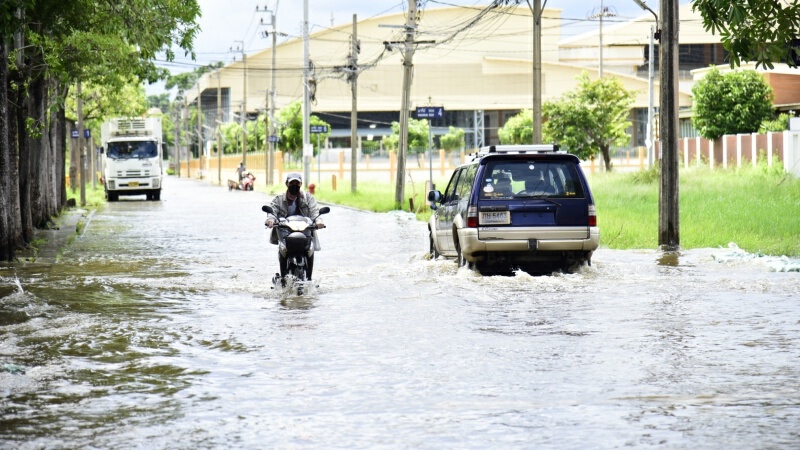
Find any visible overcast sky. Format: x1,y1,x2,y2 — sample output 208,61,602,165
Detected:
146,0,673,97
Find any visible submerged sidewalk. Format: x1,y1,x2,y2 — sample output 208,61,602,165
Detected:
17,208,91,264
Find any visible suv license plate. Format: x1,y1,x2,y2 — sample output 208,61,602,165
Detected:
480,211,510,225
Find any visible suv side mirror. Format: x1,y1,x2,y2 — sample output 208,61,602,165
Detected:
427,190,442,210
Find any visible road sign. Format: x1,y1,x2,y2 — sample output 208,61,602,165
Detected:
71,130,79,138
268,135,280,142
84,129,91,138
416,106,444,119
310,125,328,134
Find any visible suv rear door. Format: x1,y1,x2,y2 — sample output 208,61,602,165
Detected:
476,156,592,241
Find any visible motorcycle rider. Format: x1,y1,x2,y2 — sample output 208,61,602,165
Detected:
265,172,326,280
236,161,247,187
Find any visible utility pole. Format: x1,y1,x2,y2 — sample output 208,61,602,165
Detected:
531,0,542,144
216,70,222,185
302,0,311,185
659,0,680,250
350,14,359,193
233,40,247,166
393,1,419,209
258,2,280,185
633,0,660,168
589,1,616,78
197,82,203,178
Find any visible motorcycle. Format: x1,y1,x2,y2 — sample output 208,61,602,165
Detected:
262,205,330,294
228,172,255,191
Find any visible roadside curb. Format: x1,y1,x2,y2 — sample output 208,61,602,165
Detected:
17,208,90,264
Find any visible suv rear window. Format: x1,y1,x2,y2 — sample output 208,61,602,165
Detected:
479,160,585,200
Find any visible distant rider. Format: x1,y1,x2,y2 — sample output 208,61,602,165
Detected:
265,173,326,280
236,161,247,184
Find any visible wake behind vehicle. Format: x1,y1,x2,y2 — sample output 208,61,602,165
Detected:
263,205,330,294
100,117,164,201
427,144,599,275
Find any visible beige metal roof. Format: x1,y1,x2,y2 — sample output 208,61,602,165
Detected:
190,5,698,115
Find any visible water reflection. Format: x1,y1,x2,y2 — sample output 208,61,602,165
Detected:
657,251,681,267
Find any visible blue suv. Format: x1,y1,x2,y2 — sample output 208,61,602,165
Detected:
427,145,599,274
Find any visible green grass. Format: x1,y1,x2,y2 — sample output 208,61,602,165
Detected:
313,163,800,256
66,184,106,207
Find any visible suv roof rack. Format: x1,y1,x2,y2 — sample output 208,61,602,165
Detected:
469,144,560,160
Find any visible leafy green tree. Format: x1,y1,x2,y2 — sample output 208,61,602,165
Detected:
275,101,330,159
691,68,774,140
498,109,533,145
383,118,429,153
148,94,171,113
0,0,201,260
692,0,800,69
439,126,466,151
542,72,634,171
759,113,790,133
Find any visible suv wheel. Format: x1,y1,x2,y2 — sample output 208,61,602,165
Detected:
455,242,471,270
429,231,440,259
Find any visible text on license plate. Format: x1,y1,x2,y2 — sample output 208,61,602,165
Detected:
128,181,139,187
480,211,510,225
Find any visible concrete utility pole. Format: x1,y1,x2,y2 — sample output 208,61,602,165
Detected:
394,1,419,209
531,0,542,144
633,0,660,169
589,0,617,79
270,3,279,185
216,70,222,185
197,83,203,178
302,0,312,184
258,2,280,185
351,14,359,193
233,40,247,166
659,0,680,250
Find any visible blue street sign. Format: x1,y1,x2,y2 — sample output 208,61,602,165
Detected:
310,125,328,134
416,106,444,119
268,135,279,143
71,130,79,138
84,129,91,138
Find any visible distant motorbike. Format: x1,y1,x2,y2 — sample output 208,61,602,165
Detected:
263,205,330,294
228,172,255,191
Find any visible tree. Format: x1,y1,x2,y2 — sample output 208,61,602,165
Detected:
691,67,774,140
383,118,429,153
542,72,634,171
0,0,201,260
439,126,466,151
275,101,330,160
498,109,533,145
692,0,800,69
759,113,790,134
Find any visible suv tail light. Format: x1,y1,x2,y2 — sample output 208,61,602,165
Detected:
588,204,597,227
466,205,478,228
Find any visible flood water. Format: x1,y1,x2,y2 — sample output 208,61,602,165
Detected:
2,176,799,449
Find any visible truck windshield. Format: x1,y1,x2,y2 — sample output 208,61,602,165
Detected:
107,141,158,159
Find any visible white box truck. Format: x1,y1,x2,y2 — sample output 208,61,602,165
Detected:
100,117,163,201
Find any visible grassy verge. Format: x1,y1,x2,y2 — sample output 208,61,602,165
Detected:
66,185,106,207
312,163,800,256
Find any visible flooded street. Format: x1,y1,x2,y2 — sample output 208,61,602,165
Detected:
2,176,799,449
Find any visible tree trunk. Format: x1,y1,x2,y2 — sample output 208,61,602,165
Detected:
601,144,613,172
56,94,68,209
0,39,12,261
29,75,51,228
17,75,33,244
7,55,24,252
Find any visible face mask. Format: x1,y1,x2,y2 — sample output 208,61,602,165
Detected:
288,185,301,195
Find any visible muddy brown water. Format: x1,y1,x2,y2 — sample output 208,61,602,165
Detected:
1,176,799,449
